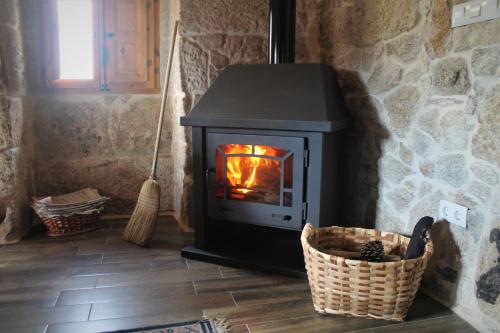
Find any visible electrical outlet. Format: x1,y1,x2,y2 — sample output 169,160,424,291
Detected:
452,0,500,28
438,200,468,228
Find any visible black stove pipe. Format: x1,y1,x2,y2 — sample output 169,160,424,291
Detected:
268,0,296,64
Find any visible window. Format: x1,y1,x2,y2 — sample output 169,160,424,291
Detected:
43,0,159,92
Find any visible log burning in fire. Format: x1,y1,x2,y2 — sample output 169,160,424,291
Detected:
223,144,282,196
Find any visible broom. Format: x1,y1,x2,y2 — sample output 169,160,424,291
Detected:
123,21,179,246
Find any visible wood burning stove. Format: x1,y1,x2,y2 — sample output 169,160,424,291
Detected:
179,1,349,276
180,64,348,276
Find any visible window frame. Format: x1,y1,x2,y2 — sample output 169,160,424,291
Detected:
42,0,160,94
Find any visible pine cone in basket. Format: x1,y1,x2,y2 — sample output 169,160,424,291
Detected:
360,240,385,262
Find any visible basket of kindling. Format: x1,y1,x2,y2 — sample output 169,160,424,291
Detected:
301,223,433,321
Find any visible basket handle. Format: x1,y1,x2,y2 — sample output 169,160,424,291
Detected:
301,223,314,245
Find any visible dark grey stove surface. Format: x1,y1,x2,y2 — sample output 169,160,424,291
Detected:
181,64,349,133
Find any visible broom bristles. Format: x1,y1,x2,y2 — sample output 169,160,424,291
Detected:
123,178,161,246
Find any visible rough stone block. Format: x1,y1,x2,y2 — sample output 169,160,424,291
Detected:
418,181,432,198
440,110,468,150
383,85,421,132
436,154,467,187
409,129,433,157
432,57,471,96
387,33,422,63
180,0,267,35
387,181,415,212
468,181,491,203
202,35,268,73
471,47,500,76
403,59,425,83
321,0,420,47
180,39,209,94
0,97,12,149
467,210,484,242
453,19,500,52
0,199,30,243
5,96,28,149
408,191,443,232
424,0,452,58
472,84,500,167
376,201,403,233
419,160,435,178
108,96,170,157
0,149,17,196
1,24,27,95
471,163,498,185
455,190,479,210
33,97,112,160
399,143,413,166
368,59,402,94
380,155,413,184
417,108,441,141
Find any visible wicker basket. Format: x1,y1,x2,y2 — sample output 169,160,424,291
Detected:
42,213,100,237
301,223,433,321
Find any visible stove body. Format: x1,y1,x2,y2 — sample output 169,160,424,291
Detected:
180,64,348,276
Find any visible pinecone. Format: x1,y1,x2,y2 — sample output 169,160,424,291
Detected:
360,240,385,262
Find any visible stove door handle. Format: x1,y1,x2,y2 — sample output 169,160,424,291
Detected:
205,168,215,187
272,213,292,221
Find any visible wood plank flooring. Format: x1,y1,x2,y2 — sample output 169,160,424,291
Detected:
0,217,477,333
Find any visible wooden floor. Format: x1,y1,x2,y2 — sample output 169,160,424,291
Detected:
0,217,476,333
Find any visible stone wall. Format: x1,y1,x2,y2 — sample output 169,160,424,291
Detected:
0,0,36,242
32,94,174,213
1,0,498,330
318,0,499,331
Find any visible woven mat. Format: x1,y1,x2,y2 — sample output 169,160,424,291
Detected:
105,319,228,333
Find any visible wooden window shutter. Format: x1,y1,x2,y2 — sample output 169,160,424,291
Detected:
103,0,158,91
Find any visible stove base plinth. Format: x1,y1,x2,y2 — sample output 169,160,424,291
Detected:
181,245,307,278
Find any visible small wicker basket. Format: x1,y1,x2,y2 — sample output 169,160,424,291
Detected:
301,223,433,322
42,213,101,237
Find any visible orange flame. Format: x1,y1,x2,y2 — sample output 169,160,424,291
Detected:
223,144,282,192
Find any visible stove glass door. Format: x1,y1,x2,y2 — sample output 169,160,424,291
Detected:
206,133,305,230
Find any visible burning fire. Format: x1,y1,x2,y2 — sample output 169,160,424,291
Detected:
223,144,282,193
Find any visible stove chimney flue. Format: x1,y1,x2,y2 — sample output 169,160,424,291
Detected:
268,0,295,64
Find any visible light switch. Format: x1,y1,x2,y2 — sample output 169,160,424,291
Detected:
452,0,500,27
466,3,481,17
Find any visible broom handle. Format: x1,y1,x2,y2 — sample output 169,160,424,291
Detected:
151,20,179,180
